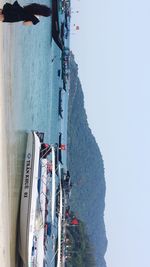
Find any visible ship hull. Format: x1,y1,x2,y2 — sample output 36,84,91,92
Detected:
19,132,41,266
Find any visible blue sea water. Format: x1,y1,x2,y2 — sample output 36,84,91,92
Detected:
6,0,69,265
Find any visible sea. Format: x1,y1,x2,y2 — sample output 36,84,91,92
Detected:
3,0,69,266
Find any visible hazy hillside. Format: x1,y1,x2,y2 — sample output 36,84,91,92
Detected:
67,53,108,267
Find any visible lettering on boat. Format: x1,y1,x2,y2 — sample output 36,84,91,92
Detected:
24,153,31,198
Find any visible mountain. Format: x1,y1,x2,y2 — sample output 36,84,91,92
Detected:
67,53,108,267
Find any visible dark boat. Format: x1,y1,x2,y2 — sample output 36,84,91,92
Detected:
63,80,66,91
54,133,64,172
52,0,64,51
58,88,63,119
58,132,63,164
58,69,61,77
54,144,59,175
61,22,65,41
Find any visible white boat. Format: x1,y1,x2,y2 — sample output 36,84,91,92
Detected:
19,131,41,266
19,131,58,266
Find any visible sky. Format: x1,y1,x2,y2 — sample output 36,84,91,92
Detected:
70,1,150,267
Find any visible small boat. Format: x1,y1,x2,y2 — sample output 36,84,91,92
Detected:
58,132,63,164
19,131,56,266
58,69,61,77
58,88,63,119
52,0,64,50
19,131,41,265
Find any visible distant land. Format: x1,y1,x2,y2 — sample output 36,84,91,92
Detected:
60,211,96,267
67,53,108,267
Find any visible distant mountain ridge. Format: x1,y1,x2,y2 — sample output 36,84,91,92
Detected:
67,53,107,267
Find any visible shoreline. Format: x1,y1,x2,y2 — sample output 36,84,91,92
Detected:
0,16,11,266
0,3,22,265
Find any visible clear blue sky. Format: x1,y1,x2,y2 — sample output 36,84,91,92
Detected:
71,1,150,267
